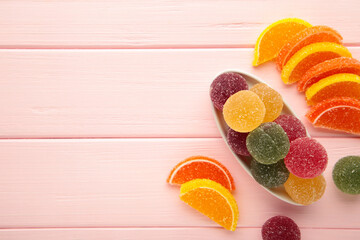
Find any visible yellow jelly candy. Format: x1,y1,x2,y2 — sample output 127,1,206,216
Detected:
223,90,265,132
250,83,283,122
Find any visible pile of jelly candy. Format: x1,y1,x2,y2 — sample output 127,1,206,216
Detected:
253,18,360,135
210,72,328,205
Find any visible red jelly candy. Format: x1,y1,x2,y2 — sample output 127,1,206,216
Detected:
285,137,328,178
262,215,301,240
210,72,249,110
274,115,307,142
227,129,250,156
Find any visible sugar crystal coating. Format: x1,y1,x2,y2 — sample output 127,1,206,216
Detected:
262,215,301,240
284,137,328,178
274,115,307,142
223,90,265,132
246,122,290,164
332,156,360,195
210,72,249,110
250,83,283,122
284,173,326,205
251,159,289,188
227,129,250,156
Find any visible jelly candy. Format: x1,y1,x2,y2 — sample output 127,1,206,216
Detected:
250,159,289,188
306,97,360,135
227,129,250,156
223,90,265,132
284,173,326,205
298,57,360,92
167,156,235,191
210,72,249,110
262,215,301,240
281,42,352,84
180,179,239,231
253,18,311,66
274,115,307,142
250,83,283,122
332,156,360,195
284,137,327,178
277,25,342,70
246,122,290,164
306,73,360,105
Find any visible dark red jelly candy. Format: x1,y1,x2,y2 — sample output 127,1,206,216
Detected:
210,72,249,110
285,137,328,178
274,115,306,142
227,129,250,156
262,215,301,240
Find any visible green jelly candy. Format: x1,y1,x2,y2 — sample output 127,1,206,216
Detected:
251,159,289,188
246,122,290,164
333,156,360,195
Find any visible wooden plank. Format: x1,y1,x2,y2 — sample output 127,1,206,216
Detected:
1,48,360,138
0,228,359,240
0,138,359,228
0,0,359,48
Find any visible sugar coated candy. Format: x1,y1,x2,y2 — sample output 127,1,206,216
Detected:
246,122,290,164
332,156,360,195
262,215,301,240
223,90,265,132
227,129,250,156
210,72,249,110
285,137,327,178
274,115,307,142
251,159,289,188
284,173,326,205
250,83,283,122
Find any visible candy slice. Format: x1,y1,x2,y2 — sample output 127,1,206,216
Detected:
284,137,328,178
306,73,360,105
306,97,360,135
210,72,249,110
274,115,307,142
223,90,266,132
262,215,301,240
298,57,360,92
250,159,289,189
276,25,342,70
167,156,235,191
250,83,283,122
253,18,311,66
332,156,360,195
227,129,250,156
281,42,352,84
180,179,239,231
284,173,326,205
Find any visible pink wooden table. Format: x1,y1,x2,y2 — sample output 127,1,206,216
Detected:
0,1,360,239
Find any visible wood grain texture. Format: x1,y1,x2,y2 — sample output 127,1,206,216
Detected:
0,0,360,48
0,228,359,240
0,138,359,229
1,48,360,138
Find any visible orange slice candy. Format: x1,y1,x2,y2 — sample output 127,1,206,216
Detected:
253,18,311,66
306,73,360,105
306,97,360,135
298,57,360,92
276,25,343,70
167,156,235,191
180,179,239,231
281,42,351,84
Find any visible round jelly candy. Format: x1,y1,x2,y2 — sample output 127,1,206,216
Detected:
332,156,360,195
262,215,301,240
284,173,326,205
246,122,290,164
223,90,265,132
284,137,327,178
210,72,249,110
227,129,250,156
251,159,289,188
250,83,283,122
274,115,307,142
